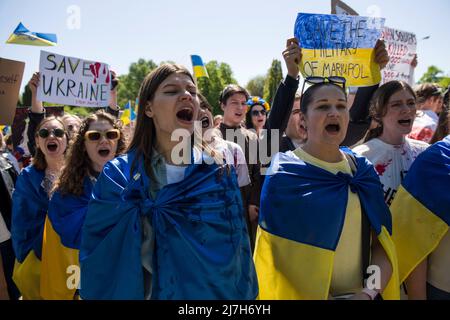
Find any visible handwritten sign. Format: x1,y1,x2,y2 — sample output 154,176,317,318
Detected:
294,13,385,87
381,27,416,85
37,51,110,107
0,58,25,125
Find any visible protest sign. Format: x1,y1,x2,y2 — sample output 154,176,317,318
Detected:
37,51,111,107
0,58,25,125
331,0,359,15
294,13,385,87
381,27,416,85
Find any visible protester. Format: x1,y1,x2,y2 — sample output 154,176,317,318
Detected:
408,83,444,143
254,77,399,300
245,96,270,138
353,81,429,206
213,115,223,128
11,116,68,299
281,93,306,151
40,111,126,300
79,64,257,300
197,93,250,188
390,135,450,300
2,134,20,173
430,87,450,144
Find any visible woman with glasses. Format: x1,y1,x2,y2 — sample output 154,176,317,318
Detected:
11,116,68,299
79,64,257,299
40,111,126,299
254,76,400,300
245,97,270,138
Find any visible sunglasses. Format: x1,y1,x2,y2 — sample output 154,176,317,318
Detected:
300,76,346,97
85,129,120,142
37,127,66,139
251,109,267,117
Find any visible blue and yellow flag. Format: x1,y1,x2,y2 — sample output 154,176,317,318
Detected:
6,22,57,46
190,55,209,79
294,13,385,87
120,101,135,126
254,150,400,300
390,136,450,284
80,149,257,299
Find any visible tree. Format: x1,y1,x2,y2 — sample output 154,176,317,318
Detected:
263,60,283,105
197,61,238,116
419,66,450,89
246,75,265,97
21,84,32,107
117,59,158,107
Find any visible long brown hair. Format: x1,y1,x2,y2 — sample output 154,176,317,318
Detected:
56,111,126,196
32,116,68,171
127,64,196,175
364,81,416,142
430,106,450,144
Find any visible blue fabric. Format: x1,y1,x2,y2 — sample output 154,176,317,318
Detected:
48,177,94,250
260,148,392,251
13,22,57,43
11,165,47,262
80,150,257,300
402,136,450,225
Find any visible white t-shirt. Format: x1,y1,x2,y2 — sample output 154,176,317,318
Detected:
209,138,251,188
0,212,11,243
408,110,439,143
353,138,429,206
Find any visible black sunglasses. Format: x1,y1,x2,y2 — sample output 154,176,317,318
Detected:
300,76,346,97
37,127,66,139
251,109,267,117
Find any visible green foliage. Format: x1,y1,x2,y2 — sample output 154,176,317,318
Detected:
21,84,32,106
64,106,92,117
197,61,238,116
117,58,158,107
246,75,266,97
263,60,283,105
419,66,450,89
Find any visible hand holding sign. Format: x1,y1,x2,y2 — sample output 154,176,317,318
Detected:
294,13,385,87
283,38,302,79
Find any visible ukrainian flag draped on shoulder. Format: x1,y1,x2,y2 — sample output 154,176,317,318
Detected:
390,136,450,283
254,150,400,300
40,177,93,299
6,22,57,46
11,165,48,299
80,150,258,300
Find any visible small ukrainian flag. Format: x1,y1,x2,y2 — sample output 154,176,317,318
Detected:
190,55,209,79
120,101,135,126
6,22,57,46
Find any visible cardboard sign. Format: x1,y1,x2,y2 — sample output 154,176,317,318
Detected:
294,13,385,87
37,51,111,107
331,0,359,15
0,58,25,125
381,27,416,85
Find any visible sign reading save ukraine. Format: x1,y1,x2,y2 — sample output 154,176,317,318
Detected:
294,13,385,87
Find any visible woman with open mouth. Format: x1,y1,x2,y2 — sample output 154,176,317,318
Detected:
79,64,257,300
40,111,126,300
11,116,68,299
245,96,270,139
353,81,429,207
254,76,400,300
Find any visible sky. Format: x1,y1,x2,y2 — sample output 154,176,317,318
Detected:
1,0,449,96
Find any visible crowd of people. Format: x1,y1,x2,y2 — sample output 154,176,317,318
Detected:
0,37,449,301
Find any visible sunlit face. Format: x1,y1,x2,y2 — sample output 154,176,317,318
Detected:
64,117,81,140
381,89,417,138
302,86,348,147
198,107,214,132
221,93,248,127
145,73,199,137
250,105,267,130
35,119,67,160
286,99,306,141
84,120,119,173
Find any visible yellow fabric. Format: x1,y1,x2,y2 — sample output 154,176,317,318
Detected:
300,48,381,87
193,65,208,78
6,34,56,46
254,228,334,300
40,216,79,300
428,231,450,293
12,251,42,300
294,148,363,296
377,227,401,300
390,186,449,283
